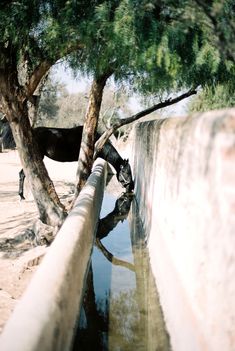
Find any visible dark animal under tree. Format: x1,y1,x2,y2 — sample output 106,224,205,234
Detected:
1,122,134,199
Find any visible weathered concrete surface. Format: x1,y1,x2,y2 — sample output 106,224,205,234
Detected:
131,109,235,351
0,159,107,351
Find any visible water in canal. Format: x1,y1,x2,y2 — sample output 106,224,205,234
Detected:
72,185,171,351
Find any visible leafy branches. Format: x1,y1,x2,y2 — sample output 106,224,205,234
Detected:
194,0,235,62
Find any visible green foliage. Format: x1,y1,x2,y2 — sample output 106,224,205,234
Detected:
0,0,234,110
189,82,235,112
0,1,98,70
128,0,234,96
68,1,137,78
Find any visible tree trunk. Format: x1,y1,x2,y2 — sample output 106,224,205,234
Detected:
75,73,111,198
1,91,66,227
0,48,67,228
28,95,40,127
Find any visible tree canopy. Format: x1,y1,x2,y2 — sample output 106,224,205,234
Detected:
0,0,234,228
0,1,234,105
66,0,234,90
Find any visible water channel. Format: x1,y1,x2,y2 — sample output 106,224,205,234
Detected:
72,183,171,351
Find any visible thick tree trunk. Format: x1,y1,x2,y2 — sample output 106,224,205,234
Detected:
1,90,66,227
0,42,84,229
75,73,111,198
11,113,66,227
0,48,66,228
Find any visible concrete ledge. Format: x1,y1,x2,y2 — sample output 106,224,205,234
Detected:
0,159,107,351
131,109,235,351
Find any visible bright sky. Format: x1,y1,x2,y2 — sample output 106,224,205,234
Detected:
52,62,90,94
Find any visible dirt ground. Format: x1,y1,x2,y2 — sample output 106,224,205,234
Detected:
0,146,128,334
0,150,80,333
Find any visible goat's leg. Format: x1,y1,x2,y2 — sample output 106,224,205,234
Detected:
19,169,26,200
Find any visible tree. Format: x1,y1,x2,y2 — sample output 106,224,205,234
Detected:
55,90,87,128
0,1,86,227
94,88,197,156
0,0,234,232
193,0,235,63
156,0,235,112
68,0,234,194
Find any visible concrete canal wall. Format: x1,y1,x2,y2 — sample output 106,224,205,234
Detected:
0,159,107,351
131,109,235,351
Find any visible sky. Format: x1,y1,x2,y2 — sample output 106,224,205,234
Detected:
52,62,89,94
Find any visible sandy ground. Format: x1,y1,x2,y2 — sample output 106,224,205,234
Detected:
0,150,79,333
0,138,130,334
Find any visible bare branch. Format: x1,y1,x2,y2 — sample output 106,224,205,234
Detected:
94,87,198,158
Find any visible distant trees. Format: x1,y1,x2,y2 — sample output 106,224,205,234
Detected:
36,76,86,127
36,76,60,126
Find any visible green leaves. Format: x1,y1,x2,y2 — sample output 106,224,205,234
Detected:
196,43,220,73
0,0,234,105
189,82,235,112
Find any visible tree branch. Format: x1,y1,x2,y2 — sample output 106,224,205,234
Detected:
94,87,197,157
96,239,135,272
25,41,84,97
25,60,52,97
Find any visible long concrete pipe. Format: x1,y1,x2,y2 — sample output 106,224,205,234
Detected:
0,159,107,351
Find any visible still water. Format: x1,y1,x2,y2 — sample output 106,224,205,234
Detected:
72,189,171,351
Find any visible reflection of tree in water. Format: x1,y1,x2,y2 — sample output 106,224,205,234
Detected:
76,287,147,351
73,265,109,351
72,193,133,351
109,289,141,349
73,193,171,351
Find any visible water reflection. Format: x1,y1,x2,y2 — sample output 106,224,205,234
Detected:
72,192,171,351
96,193,135,272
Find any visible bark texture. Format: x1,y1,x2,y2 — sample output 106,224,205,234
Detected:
75,73,111,198
11,115,66,226
0,53,66,227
